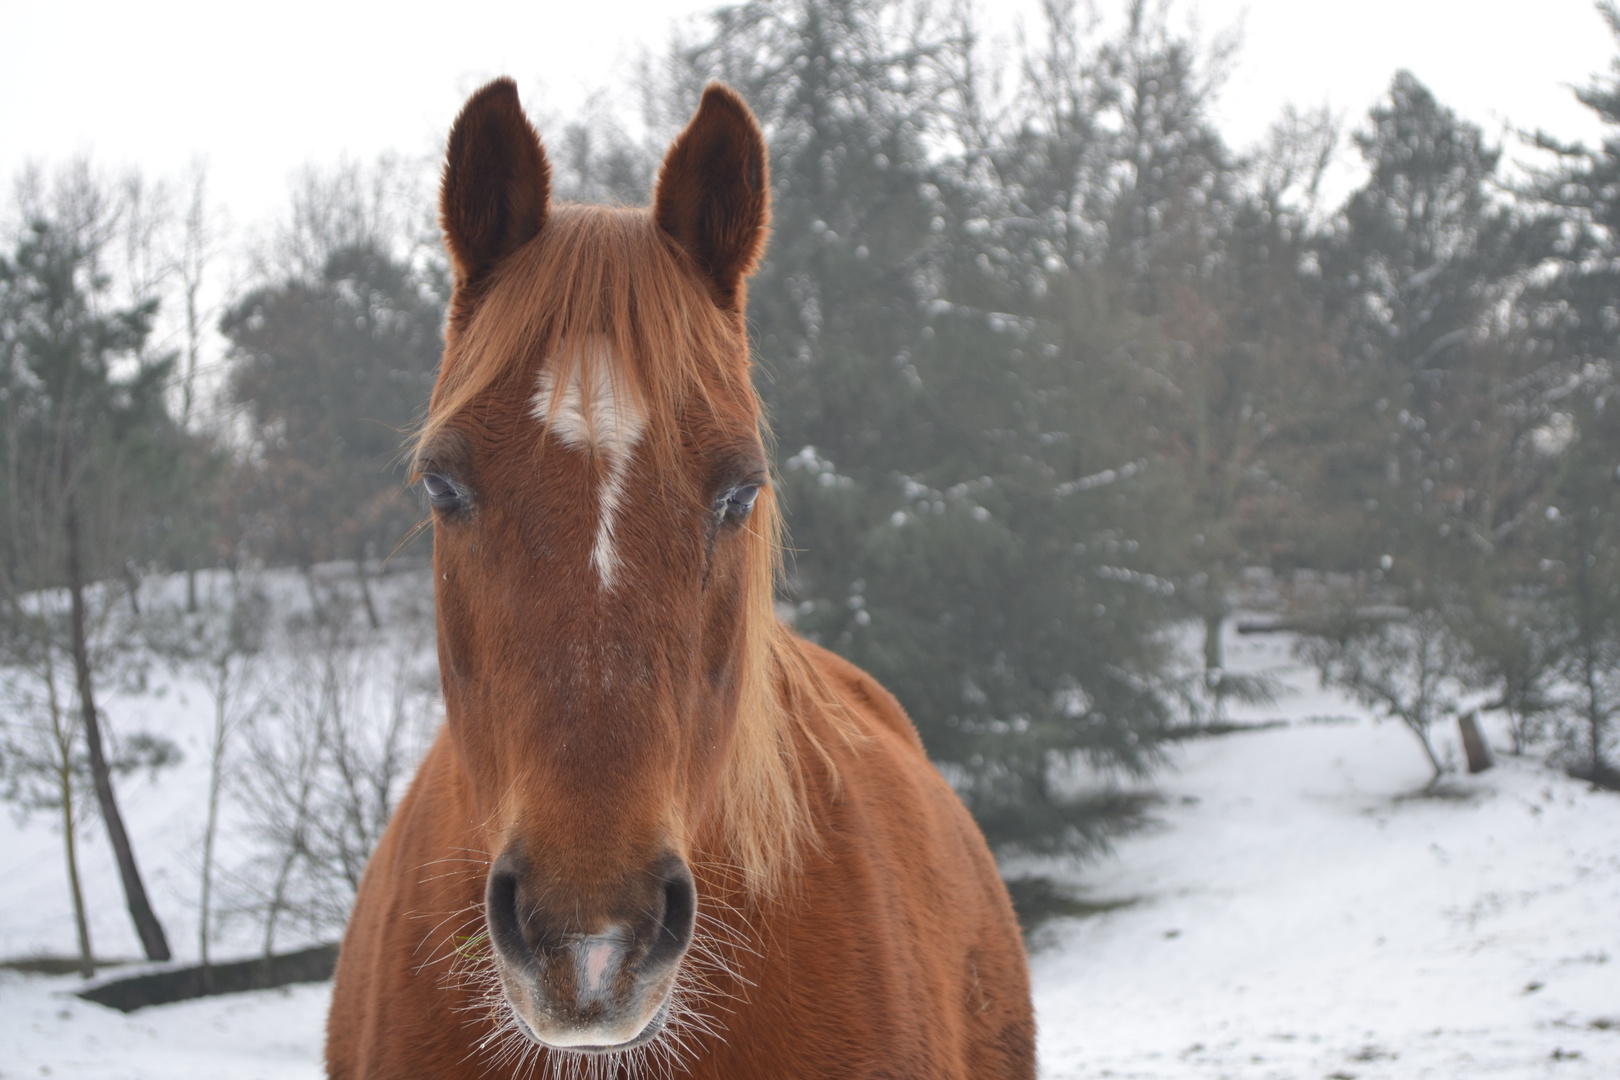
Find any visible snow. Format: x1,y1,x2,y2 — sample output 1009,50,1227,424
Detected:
3,595,1619,1078
1032,725,1620,1078
0,976,330,1080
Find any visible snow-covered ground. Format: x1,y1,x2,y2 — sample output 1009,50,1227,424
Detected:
1033,713,1620,1077
2,604,1617,1078
1,978,329,1080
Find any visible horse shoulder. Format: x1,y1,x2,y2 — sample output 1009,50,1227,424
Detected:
739,638,1035,1078
797,638,926,753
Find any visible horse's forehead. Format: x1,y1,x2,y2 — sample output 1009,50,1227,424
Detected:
528,333,648,461
525,334,652,592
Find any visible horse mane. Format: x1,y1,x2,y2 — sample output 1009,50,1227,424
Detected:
416,203,847,896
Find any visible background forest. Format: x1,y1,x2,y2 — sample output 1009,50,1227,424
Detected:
6,0,1620,974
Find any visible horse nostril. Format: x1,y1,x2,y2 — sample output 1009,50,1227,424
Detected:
485,848,695,983
485,854,538,967
649,854,696,967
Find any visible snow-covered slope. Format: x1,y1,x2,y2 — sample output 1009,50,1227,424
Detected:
2,606,1617,1078
1033,722,1620,1078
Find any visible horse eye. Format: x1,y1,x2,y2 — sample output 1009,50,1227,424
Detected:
724,484,761,518
421,472,464,511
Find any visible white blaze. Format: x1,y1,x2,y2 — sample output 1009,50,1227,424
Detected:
531,336,647,590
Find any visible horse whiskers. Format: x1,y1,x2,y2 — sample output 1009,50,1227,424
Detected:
415,849,495,869
412,902,489,976
405,853,493,977
693,910,758,962
412,852,494,887
415,865,491,885
444,884,750,1080
418,852,494,866
416,901,486,947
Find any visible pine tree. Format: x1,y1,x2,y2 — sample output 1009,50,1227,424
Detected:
989,3,1323,717
1523,1,1620,779
1313,71,1522,589
224,242,444,622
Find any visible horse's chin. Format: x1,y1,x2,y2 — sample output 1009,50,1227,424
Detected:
503,983,674,1054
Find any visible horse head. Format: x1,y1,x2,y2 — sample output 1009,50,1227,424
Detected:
414,78,793,1054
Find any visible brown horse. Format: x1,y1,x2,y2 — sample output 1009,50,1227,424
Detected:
326,77,1034,1079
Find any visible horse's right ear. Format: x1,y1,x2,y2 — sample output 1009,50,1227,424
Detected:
440,77,550,288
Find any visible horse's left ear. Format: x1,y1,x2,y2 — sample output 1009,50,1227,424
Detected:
654,84,770,310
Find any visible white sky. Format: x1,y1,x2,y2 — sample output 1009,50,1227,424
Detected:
2,0,1614,233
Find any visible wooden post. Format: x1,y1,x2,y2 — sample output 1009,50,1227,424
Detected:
1459,710,1495,774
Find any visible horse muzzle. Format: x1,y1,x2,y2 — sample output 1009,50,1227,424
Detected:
483,847,696,1051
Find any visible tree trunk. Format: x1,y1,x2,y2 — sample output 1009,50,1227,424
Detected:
47,660,95,979
1202,607,1225,720
11,469,96,973
199,652,232,990
1583,641,1607,778
66,501,171,962
1592,708,1607,777
121,561,142,615
61,791,95,978
1410,719,1445,786
354,554,381,630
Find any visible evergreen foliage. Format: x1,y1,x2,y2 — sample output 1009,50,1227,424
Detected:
222,243,444,580
1516,1,1620,779
0,207,186,592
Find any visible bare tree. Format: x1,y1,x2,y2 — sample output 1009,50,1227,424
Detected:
173,159,224,437
1,581,179,975
253,154,439,286
148,567,267,977
0,602,95,976
1300,607,1474,785
234,587,435,954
